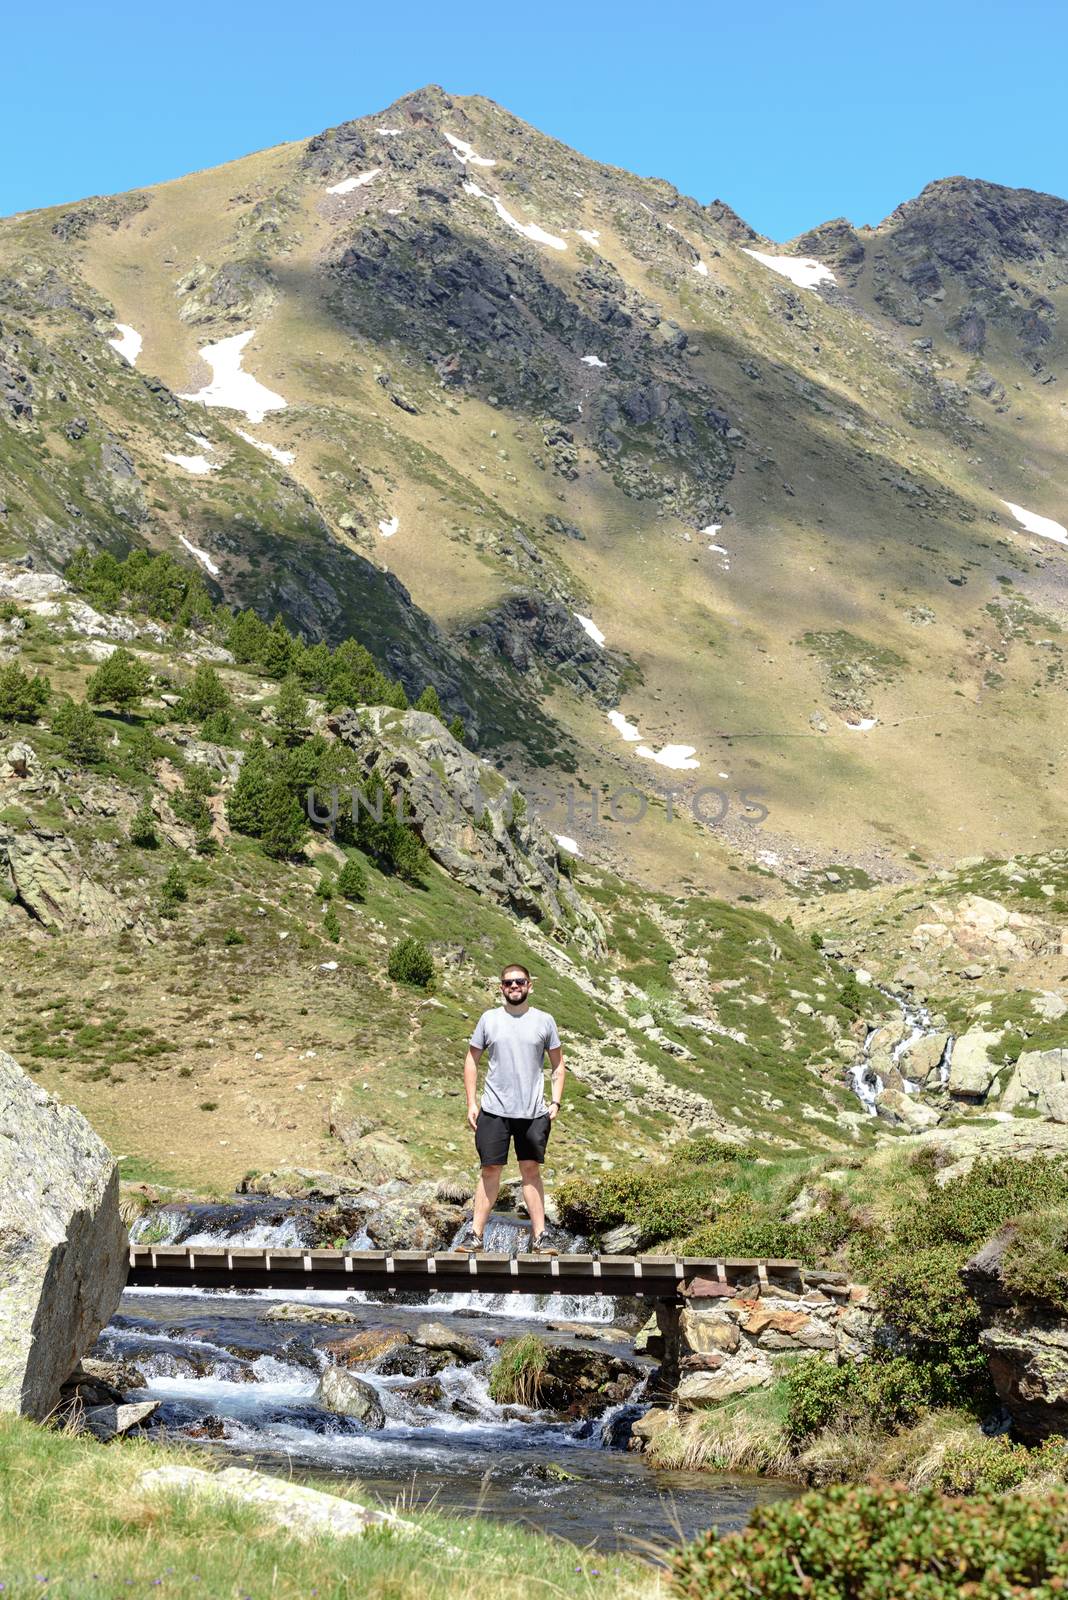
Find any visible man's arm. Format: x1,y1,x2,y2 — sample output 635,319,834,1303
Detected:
464,1045,482,1130
547,1045,565,1120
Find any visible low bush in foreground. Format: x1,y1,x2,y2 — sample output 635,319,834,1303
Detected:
671,1482,1068,1600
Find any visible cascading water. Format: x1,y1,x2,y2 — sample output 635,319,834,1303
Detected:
109,1202,794,1545
845,980,955,1116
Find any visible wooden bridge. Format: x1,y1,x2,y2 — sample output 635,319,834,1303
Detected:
126,1245,802,1301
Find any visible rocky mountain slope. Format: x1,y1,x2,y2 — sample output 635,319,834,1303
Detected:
2,85,1066,889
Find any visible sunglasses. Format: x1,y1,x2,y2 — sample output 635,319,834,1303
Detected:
502,978,529,988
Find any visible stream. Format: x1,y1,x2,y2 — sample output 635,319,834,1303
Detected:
103,1202,794,1553
847,981,954,1115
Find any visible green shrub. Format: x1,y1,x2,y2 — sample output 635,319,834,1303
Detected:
870,1244,989,1404
178,664,230,722
158,864,188,919
316,874,334,900
223,928,245,946
670,1482,1068,1600
388,936,434,989
0,663,50,723
200,707,236,744
1000,1207,1068,1313
933,1433,1068,1495
51,699,105,764
274,675,309,744
783,1354,938,1445
336,856,367,901
128,799,159,849
323,904,341,944
448,713,465,742
85,646,151,714
414,684,444,721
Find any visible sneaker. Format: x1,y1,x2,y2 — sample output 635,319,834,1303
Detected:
530,1232,558,1255
461,1232,484,1253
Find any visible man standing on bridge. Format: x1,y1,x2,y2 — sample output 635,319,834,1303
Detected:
463,963,565,1253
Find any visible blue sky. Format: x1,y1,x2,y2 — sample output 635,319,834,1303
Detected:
4,0,1065,237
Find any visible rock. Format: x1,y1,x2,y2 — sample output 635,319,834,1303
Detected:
322,1329,411,1368
679,1308,740,1355
135,1464,413,1538
0,1051,128,1420
900,1031,950,1083
413,1321,483,1363
1001,1049,1068,1119
262,1303,362,1325
535,1345,644,1418
327,707,603,952
0,826,150,936
82,1400,159,1441
631,1406,674,1445
345,1131,415,1187
602,1222,641,1254
1033,993,1068,1023
316,1366,386,1427
676,1354,772,1405
947,1027,1004,1099
964,1229,1068,1442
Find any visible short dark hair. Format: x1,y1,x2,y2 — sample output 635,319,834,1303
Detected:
500,963,530,981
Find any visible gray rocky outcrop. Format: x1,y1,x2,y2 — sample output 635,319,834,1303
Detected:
964,1229,1068,1442
327,706,604,949
0,1051,129,1420
466,591,631,707
946,1027,1003,1099
0,824,148,937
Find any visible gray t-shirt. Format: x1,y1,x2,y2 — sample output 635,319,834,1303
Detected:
470,1005,561,1118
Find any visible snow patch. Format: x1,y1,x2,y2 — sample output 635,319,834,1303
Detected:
108,324,142,365
607,710,642,743
635,742,700,770
378,515,399,537
235,428,295,466
555,834,582,857
1002,500,1068,546
163,452,217,476
574,612,605,646
693,259,709,277
326,169,381,195
179,330,287,426
178,536,220,576
575,228,600,246
188,434,214,452
845,717,878,731
463,182,567,251
444,131,496,167
580,354,607,368
741,248,836,290
608,710,699,769
376,127,402,138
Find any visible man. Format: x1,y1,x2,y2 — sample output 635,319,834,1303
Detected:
463,963,565,1253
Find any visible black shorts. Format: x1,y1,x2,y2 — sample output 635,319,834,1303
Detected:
475,1110,551,1166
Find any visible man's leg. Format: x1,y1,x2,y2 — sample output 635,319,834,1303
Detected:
518,1159,545,1237
473,1164,504,1237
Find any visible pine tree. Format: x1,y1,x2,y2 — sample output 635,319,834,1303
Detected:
129,798,159,848
274,676,308,745
388,936,434,988
179,664,230,722
260,773,308,860
52,699,105,764
158,863,188,918
261,614,294,678
336,856,367,901
323,903,341,943
0,663,50,724
86,646,150,716
414,685,445,722
448,714,465,743
226,609,271,665
226,734,273,836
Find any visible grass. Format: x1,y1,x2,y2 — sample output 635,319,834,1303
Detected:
0,1416,657,1599
489,1336,551,1407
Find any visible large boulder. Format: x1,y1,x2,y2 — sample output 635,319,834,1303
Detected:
316,1366,385,1427
1000,1049,1068,1120
0,1051,128,1419
946,1027,1003,1099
